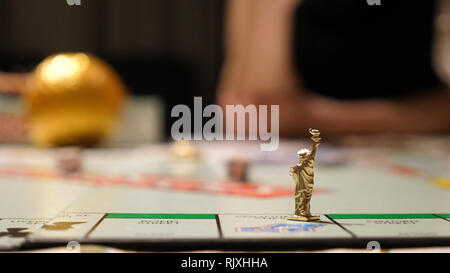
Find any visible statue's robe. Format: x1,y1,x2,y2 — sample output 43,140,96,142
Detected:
290,142,319,216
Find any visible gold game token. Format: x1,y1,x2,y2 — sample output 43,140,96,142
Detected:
23,53,126,147
287,128,321,222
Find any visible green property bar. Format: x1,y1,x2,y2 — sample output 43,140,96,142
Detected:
436,214,450,219
327,214,438,219
106,213,216,219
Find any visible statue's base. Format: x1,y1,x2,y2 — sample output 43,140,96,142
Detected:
287,214,320,222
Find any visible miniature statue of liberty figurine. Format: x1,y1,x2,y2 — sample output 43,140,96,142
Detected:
287,128,321,222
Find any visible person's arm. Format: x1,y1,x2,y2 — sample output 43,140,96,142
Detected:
218,0,312,137
305,89,450,135
218,0,257,95
218,0,304,106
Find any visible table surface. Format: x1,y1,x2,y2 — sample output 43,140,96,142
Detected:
0,136,448,251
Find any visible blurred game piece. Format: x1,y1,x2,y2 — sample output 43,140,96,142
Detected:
227,158,249,182
23,53,127,147
170,140,200,160
55,147,82,174
287,128,321,222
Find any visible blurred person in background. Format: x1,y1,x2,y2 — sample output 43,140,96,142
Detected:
217,0,450,137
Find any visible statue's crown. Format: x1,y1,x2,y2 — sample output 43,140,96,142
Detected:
297,148,311,157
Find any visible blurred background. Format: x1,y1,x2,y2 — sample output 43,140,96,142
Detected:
0,0,225,144
0,0,449,147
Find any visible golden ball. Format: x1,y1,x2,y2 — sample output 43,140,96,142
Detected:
23,53,126,147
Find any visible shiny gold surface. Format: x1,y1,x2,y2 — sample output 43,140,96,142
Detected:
287,128,321,222
23,53,126,147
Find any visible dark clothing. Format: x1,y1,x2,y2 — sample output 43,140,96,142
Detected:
294,0,441,99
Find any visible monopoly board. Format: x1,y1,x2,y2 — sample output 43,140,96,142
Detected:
0,138,449,250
